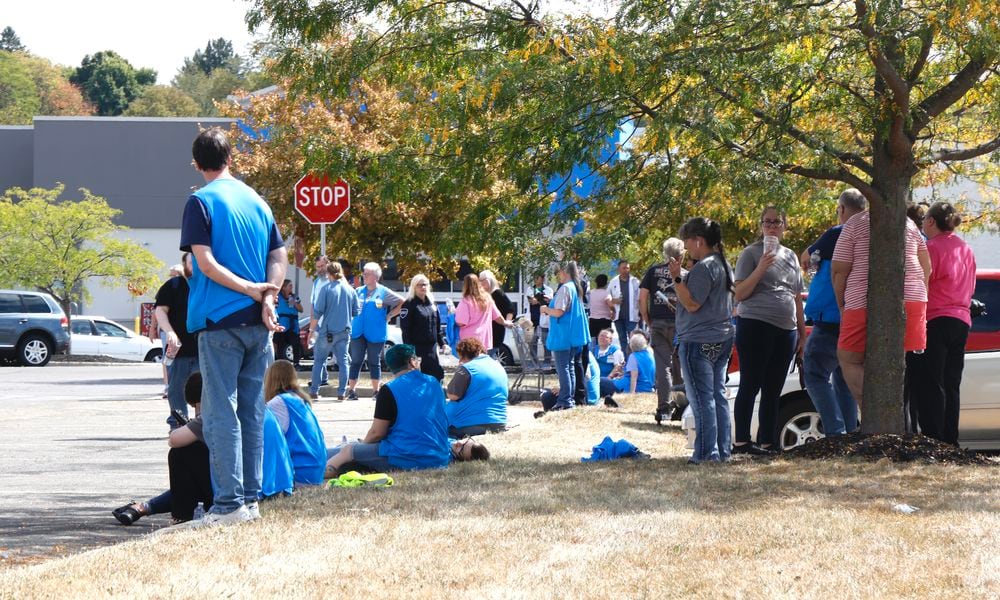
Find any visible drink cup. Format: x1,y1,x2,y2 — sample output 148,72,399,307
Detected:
763,235,779,256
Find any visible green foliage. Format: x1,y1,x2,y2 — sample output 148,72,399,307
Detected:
0,51,40,124
124,85,199,117
1,26,24,52
172,67,244,115
188,38,242,75
0,52,93,123
70,51,156,116
0,185,163,318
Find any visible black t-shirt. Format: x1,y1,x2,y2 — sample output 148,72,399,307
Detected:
154,276,197,357
640,262,679,322
373,386,397,426
491,289,513,348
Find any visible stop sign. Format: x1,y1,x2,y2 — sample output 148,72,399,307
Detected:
294,173,350,225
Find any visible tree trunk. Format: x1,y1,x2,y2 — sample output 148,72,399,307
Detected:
862,163,914,433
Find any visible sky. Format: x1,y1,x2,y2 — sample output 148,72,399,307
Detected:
3,0,259,84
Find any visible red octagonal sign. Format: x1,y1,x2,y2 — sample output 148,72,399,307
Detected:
294,173,350,225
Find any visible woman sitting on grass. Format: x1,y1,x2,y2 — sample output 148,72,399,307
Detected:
325,344,489,478
445,338,509,437
265,359,327,485
600,331,656,398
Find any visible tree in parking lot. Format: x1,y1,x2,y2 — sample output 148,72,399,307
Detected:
0,185,163,322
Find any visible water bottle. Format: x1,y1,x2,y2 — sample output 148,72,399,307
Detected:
193,502,205,519
809,250,821,274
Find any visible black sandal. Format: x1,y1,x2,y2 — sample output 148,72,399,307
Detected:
112,503,144,525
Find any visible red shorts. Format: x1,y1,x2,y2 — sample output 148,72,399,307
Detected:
838,302,927,353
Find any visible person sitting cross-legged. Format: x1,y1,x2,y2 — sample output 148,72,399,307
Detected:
445,338,509,437
600,331,656,398
325,344,490,478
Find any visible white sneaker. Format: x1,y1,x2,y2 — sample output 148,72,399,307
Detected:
246,502,261,520
188,505,253,529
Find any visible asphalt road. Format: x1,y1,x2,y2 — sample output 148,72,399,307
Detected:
0,363,392,562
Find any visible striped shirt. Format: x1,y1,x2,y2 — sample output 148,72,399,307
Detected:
832,211,927,310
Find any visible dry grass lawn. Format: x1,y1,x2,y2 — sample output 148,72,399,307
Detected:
2,393,999,599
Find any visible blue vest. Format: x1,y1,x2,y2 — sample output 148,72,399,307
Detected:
585,351,600,404
596,344,621,378
276,392,327,485
186,179,276,333
276,294,299,333
351,284,390,343
380,370,451,470
546,283,590,351
446,355,508,428
805,260,841,324
262,408,295,497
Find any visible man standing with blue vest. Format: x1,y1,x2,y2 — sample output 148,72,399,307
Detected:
180,128,287,527
799,189,865,436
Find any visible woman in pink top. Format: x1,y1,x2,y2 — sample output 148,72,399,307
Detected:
455,274,510,355
588,274,613,344
911,202,977,445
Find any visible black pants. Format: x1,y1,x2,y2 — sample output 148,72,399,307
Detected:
449,423,506,437
168,442,213,521
589,317,612,341
909,317,969,445
275,330,302,364
573,347,587,404
413,343,445,381
734,317,796,446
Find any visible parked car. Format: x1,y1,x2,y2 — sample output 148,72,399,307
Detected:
682,269,1000,451
0,290,71,367
70,316,163,362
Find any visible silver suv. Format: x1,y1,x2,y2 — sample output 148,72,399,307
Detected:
0,290,71,367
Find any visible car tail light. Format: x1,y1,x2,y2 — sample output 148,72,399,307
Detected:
61,316,69,330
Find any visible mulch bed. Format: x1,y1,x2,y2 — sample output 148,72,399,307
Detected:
785,432,995,465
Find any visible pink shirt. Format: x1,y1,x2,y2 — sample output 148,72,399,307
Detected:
588,288,613,320
455,296,502,349
832,211,927,310
926,232,977,326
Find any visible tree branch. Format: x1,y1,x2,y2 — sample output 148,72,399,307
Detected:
927,134,1000,163
704,80,874,176
854,0,909,112
906,28,933,84
910,57,990,136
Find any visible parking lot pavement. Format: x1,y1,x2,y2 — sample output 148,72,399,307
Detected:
0,363,535,562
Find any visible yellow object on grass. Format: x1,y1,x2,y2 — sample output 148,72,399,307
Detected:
326,471,394,488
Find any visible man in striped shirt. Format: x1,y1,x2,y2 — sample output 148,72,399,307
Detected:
831,199,931,408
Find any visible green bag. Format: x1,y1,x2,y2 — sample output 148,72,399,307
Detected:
326,471,394,488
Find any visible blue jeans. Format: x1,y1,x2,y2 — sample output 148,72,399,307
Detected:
552,346,583,409
615,320,638,357
166,356,199,428
348,336,384,381
679,338,734,463
803,325,856,436
312,329,351,395
198,325,271,514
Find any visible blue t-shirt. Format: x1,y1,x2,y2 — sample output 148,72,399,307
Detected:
445,355,509,428
276,294,300,333
179,178,284,332
595,344,623,378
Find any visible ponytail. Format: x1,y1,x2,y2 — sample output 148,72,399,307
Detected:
679,217,734,292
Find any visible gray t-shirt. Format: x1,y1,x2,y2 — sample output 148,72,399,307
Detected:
734,241,804,330
447,365,472,399
617,277,630,324
676,254,735,343
186,416,205,443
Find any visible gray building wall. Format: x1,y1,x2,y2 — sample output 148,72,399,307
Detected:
32,117,233,228
0,126,35,191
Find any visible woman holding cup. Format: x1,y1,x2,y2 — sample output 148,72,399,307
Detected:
731,207,806,455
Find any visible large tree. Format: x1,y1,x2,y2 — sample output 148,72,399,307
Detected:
70,51,156,115
0,52,93,123
248,0,1000,431
124,85,199,117
0,185,163,321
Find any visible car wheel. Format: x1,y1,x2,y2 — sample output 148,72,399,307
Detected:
18,334,52,367
281,343,295,362
777,393,825,451
145,348,163,363
496,344,515,367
